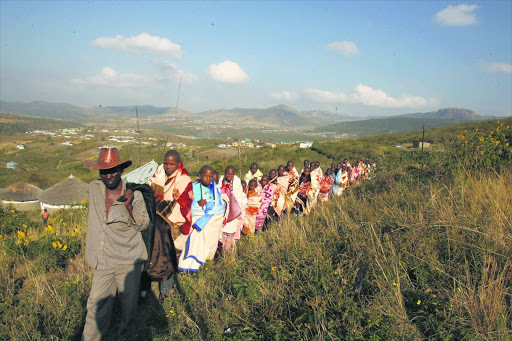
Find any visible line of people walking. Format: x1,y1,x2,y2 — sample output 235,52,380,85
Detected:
81,146,374,339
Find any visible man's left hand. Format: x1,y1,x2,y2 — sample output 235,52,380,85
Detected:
123,189,134,207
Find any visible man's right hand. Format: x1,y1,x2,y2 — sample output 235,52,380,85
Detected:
198,199,207,207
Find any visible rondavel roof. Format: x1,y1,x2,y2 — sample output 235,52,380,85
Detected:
0,182,43,202
38,175,89,205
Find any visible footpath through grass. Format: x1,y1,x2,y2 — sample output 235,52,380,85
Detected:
0,122,511,340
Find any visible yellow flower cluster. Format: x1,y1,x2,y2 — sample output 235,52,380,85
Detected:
66,227,80,237
17,230,29,246
52,240,68,250
0,234,4,240
166,307,180,318
45,225,54,233
456,122,511,166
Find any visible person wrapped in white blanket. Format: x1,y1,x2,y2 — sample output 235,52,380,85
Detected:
178,165,228,272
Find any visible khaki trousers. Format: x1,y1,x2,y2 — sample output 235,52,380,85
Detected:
82,262,143,341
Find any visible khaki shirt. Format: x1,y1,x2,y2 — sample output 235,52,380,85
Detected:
85,180,149,269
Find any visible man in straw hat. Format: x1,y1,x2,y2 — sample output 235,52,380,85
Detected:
82,147,150,340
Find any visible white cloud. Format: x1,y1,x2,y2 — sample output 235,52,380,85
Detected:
208,61,249,84
270,91,299,101
434,4,478,26
154,60,198,83
481,61,512,74
71,67,151,88
350,84,431,108
92,33,182,58
303,88,348,102
326,41,360,56
303,85,437,108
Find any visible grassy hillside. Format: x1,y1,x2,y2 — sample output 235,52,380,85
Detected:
315,116,464,137
0,112,82,134
0,119,510,339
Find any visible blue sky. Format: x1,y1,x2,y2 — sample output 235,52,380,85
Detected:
1,1,511,117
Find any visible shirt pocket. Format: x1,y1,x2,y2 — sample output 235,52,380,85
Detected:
106,202,131,226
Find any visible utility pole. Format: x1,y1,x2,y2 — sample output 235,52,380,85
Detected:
238,139,241,174
135,105,141,166
161,137,168,161
421,124,425,153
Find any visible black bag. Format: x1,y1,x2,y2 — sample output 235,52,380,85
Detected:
125,182,156,271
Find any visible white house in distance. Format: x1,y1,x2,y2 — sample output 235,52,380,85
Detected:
6,161,18,169
299,141,313,149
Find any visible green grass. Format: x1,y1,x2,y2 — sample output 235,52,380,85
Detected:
0,119,511,340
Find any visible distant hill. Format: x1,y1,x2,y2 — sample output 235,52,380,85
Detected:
0,101,348,128
315,116,462,137
197,104,345,128
0,112,82,133
398,108,491,121
0,100,93,122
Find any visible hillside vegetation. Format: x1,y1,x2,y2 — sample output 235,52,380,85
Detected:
315,116,462,137
0,112,81,134
0,120,511,340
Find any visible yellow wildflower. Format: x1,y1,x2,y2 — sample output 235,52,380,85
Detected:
417,300,421,305
271,266,277,272
22,224,27,228
481,151,484,155
480,137,484,142
506,143,509,147
17,231,26,239
62,244,68,251
63,222,67,226
52,241,58,248
0,234,4,240
11,210,15,213
393,282,397,286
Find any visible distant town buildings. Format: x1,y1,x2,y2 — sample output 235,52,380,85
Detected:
299,142,314,148
413,141,431,149
6,161,18,169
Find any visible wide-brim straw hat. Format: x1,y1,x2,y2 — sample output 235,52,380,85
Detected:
85,147,132,170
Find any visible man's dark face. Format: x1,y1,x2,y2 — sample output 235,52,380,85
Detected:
269,170,277,179
225,168,235,182
304,160,310,167
260,175,269,187
278,166,286,176
200,169,214,187
250,163,258,174
163,155,179,176
100,166,122,189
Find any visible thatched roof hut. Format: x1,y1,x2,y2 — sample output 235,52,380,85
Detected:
0,182,42,211
38,175,88,206
0,182,42,202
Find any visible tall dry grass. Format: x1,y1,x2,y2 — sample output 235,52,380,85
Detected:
1,156,510,340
